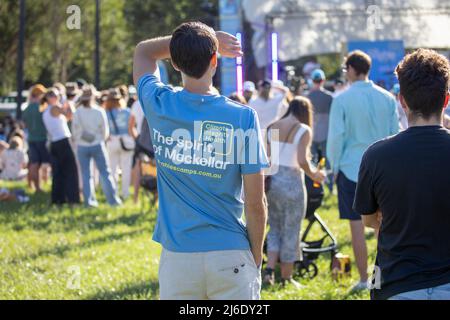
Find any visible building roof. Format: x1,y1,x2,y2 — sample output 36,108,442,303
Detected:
242,0,450,67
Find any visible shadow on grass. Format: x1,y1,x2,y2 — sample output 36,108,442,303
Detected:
8,227,151,264
85,279,159,300
1,195,156,233
28,211,155,232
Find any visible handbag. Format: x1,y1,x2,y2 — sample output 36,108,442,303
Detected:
109,110,135,152
79,110,96,143
265,123,300,193
136,118,155,158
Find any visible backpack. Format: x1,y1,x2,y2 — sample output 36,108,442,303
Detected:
136,119,154,158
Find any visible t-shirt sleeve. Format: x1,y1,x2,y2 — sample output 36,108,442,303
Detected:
353,149,378,215
137,73,172,117
239,109,270,175
327,98,345,174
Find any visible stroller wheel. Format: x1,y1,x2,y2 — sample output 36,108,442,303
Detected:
296,261,318,280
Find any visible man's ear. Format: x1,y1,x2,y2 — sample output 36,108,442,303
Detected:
171,60,180,72
210,52,218,68
444,93,450,109
399,94,408,111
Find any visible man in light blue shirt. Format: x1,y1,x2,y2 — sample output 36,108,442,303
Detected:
133,22,269,300
327,50,399,292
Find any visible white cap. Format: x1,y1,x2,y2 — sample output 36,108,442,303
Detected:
243,81,256,92
272,80,285,87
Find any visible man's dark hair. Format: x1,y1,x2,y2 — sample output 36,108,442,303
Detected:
395,49,450,119
170,22,218,79
345,50,372,76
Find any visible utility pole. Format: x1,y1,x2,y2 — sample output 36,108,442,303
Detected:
16,0,26,120
95,0,100,88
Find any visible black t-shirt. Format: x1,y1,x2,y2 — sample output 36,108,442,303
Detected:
354,126,450,300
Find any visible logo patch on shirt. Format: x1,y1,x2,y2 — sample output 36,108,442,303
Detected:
199,121,234,156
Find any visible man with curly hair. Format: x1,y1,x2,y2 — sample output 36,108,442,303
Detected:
354,49,450,300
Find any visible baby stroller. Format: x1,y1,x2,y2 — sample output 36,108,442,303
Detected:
263,176,337,280
293,176,337,279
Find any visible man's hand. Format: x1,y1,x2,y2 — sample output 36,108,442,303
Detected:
215,31,243,58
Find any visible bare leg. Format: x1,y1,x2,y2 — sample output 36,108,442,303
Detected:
264,251,279,285
350,220,368,282
29,163,41,192
266,251,279,270
280,262,294,280
27,164,32,188
132,160,141,204
41,164,50,185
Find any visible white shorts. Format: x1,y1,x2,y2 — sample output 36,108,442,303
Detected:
158,249,261,300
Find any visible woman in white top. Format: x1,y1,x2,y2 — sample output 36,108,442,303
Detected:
72,85,122,207
42,88,80,205
105,88,135,200
0,136,28,180
264,96,326,287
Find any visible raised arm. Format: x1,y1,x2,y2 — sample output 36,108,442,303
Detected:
133,36,172,85
133,31,242,85
297,128,326,183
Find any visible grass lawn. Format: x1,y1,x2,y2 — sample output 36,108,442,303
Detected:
0,180,376,300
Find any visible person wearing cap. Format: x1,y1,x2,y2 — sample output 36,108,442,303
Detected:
72,85,122,207
53,82,67,104
333,79,348,98
243,81,256,103
105,88,135,200
64,82,80,122
129,96,147,204
307,69,334,191
22,84,51,193
127,85,138,108
42,88,80,205
249,79,290,131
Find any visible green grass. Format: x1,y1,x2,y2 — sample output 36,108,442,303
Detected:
0,181,376,300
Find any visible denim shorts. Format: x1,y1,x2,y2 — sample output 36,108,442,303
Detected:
337,171,361,221
28,141,50,165
389,282,450,300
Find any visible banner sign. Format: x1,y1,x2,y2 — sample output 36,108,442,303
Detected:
219,0,242,96
348,40,405,90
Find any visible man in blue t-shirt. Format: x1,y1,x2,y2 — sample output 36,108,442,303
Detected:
133,22,269,300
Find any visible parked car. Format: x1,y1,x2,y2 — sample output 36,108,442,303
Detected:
0,91,28,119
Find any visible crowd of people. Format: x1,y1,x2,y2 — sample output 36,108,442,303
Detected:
0,80,154,207
2,20,450,301
132,22,450,301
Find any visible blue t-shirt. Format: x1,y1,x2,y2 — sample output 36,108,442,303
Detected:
107,108,130,136
137,74,269,252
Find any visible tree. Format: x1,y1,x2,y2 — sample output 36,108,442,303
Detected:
0,0,218,95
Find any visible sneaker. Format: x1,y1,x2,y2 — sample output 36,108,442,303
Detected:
350,281,368,292
262,268,275,286
281,278,303,289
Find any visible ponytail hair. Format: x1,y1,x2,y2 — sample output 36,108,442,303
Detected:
283,96,314,129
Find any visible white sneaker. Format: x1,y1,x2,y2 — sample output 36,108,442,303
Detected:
350,281,368,292
282,278,303,289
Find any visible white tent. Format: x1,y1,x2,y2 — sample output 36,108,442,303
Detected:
242,0,450,67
